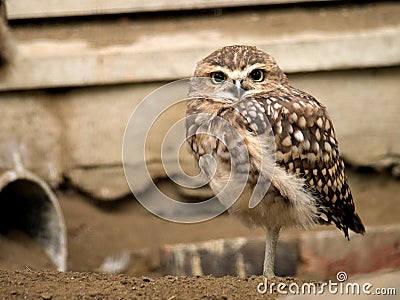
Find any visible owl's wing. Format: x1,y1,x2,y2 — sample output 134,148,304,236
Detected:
247,89,365,239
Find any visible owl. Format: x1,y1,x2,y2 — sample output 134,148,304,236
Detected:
186,45,365,277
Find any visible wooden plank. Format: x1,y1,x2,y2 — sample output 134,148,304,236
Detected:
0,27,399,91
6,0,337,20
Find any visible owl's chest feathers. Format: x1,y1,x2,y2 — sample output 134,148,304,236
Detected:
187,101,265,180
187,96,318,229
190,125,317,229
191,129,283,228
193,125,263,177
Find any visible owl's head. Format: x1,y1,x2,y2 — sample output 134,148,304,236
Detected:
190,45,287,102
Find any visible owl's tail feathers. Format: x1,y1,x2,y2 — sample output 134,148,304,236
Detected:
349,212,366,235
339,212,366,241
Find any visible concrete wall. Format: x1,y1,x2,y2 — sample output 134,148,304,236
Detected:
1,1,399,199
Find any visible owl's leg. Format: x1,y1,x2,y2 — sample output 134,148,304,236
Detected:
263,226,280,277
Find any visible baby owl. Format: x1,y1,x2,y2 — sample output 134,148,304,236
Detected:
186,45,365,277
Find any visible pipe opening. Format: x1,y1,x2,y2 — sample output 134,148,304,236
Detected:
0,179,52,237
0,173,67,271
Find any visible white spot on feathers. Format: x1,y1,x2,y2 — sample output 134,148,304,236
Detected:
294,130,304,142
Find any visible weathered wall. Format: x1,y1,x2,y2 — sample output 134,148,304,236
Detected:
0,1,399,199
0,0,13,74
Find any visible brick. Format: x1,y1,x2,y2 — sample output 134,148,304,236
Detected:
161,225,400,279
160,236,299,277
298,225,400,279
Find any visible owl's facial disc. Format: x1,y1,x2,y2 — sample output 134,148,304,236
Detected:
212,66,267,102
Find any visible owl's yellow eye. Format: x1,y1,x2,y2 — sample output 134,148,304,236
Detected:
249,69,265,82
210,71,226,84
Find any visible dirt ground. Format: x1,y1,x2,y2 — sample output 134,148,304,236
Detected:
0,270,323,300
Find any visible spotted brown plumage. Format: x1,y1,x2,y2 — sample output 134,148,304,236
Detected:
248,88,365,239
186,45,365,277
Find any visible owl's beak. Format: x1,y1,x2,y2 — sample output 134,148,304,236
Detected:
231,79,245,99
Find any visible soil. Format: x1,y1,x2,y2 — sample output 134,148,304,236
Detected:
0,231,54,271
0,269,319,300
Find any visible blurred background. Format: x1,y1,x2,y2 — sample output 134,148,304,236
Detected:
0,0,399,280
